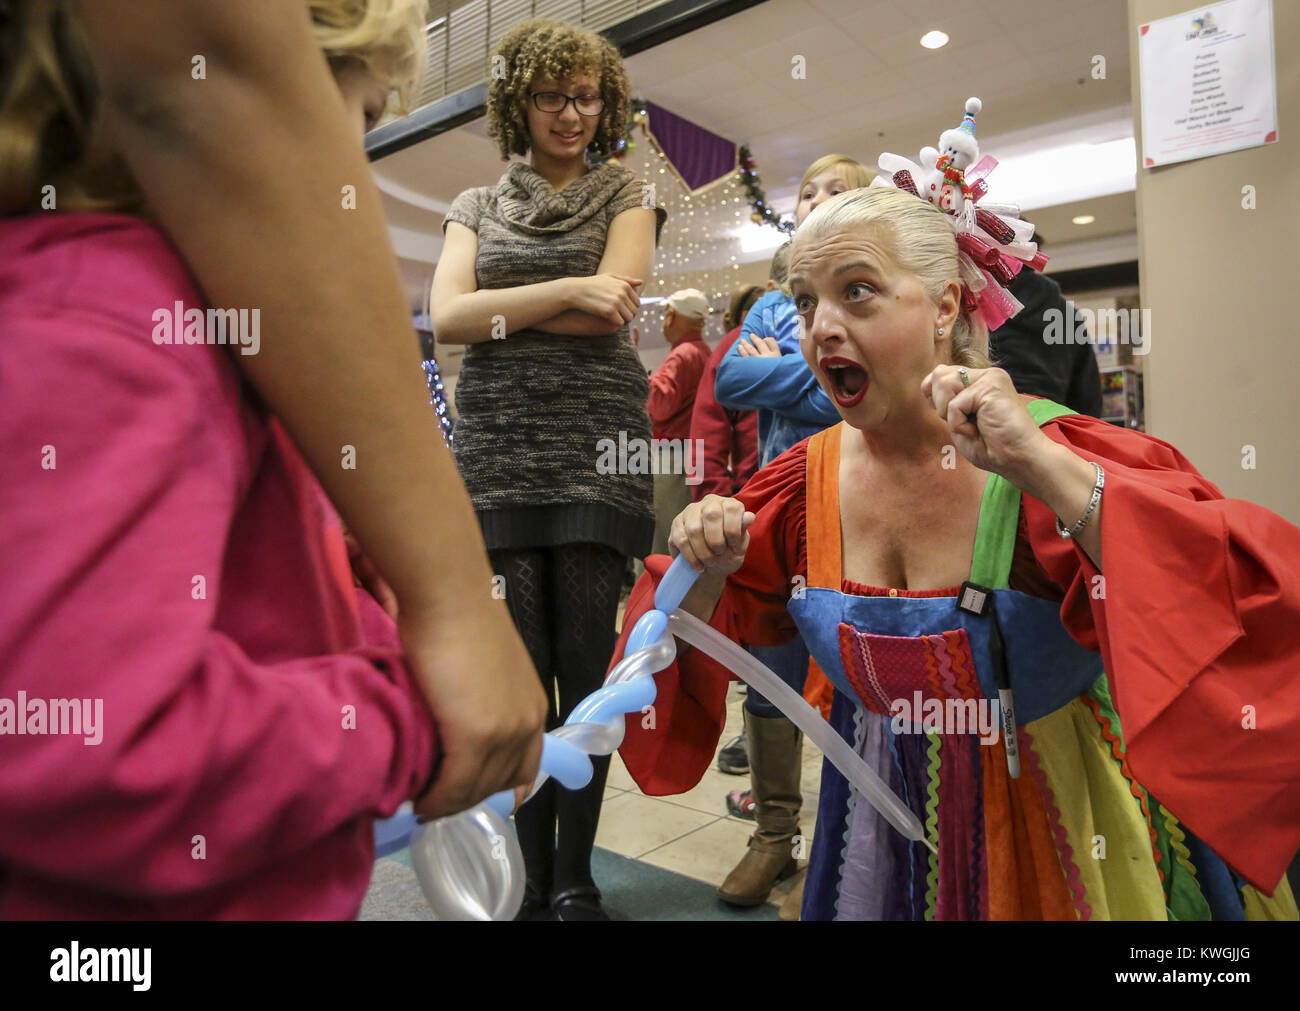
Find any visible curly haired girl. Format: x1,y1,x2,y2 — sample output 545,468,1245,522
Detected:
433,17,667,921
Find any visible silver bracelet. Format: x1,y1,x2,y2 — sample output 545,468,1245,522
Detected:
1056,462,1105,540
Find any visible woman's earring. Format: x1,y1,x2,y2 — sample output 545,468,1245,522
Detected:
937,326,945,336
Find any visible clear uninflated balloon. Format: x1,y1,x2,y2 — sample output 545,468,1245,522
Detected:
409,804,522,921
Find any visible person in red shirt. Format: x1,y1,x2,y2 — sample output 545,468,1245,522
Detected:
690,285,763,503
646,289,713,554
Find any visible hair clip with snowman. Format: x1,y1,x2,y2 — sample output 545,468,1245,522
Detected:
871,97,1049,332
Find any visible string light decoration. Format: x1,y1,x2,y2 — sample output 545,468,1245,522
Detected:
608,100,788,339
416,327,453,447
610,98,649,159
422,357,454,447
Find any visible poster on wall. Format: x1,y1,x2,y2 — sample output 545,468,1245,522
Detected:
1138,0,1278,168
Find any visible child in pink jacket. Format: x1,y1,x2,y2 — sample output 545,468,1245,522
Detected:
0,3,437,919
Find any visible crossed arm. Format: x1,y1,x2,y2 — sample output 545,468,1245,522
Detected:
432,207,657,343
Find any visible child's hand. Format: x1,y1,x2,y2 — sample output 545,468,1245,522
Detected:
736,334,782,358
403,604,548,821
343,528,399,621
668,495,756,577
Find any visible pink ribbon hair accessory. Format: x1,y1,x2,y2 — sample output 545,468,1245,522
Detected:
871,96,1049,332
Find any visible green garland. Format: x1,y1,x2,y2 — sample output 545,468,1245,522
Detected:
611,103,793,234
738,144,795,234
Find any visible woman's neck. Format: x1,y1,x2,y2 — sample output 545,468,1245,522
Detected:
529,148,590,191
851,397,955,468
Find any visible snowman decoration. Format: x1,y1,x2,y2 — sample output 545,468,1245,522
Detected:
918,97,982,231
872,96,1049,332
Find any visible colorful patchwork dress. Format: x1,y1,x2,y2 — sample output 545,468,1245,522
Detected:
613,399,1300,920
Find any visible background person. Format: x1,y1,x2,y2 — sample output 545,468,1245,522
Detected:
690,287,761,499
993,261,1103,417
647,288,712,555
431,18,666,922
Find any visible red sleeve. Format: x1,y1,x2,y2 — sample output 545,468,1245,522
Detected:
647,345,689,426
690,334,738,501
616,444,807,794
1026,414,1300,892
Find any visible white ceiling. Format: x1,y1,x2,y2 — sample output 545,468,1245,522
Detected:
379,0,1139,323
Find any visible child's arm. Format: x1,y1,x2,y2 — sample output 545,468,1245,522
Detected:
74,0,547,818
716,298,839,424
724,347,842,426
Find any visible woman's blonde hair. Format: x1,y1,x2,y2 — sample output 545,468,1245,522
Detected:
0,0,427,217
790,186,993,369
486,18,630,162
798,154,875,197
311,0,428,110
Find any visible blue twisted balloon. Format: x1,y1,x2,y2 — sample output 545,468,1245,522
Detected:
409,554,930,919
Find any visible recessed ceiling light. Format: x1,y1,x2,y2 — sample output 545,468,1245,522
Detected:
920,30,949,49
1072,214,1096,225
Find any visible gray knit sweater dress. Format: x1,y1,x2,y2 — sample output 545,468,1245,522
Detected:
442,161,667,558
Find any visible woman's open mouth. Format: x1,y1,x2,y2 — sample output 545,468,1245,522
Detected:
554,131,583,144
820,356,869,407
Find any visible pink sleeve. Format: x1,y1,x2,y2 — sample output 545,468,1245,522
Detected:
0,302,436,898
689,341,736,501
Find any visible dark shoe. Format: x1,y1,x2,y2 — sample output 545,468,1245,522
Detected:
717,731,749,775
514,886,551,922
552,885,610,921
726,788,755,820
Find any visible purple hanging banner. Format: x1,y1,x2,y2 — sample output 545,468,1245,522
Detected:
644,100,737,192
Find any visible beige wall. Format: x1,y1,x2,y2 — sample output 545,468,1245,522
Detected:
1129,0,1299,522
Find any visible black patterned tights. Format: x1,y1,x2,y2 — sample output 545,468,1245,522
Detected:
488,543,627,899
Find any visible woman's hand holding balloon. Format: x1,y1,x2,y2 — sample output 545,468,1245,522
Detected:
667,495,756,623
669,495,756,576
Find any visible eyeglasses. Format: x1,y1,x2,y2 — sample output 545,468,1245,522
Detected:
529,91,604,116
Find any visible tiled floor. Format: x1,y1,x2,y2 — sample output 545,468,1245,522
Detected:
361,593,827,920
596,681,824,916
360,681,826,921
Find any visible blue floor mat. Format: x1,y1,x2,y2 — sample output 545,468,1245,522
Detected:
362,844,779,922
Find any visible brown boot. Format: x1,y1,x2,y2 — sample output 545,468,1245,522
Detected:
717,709,803,907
